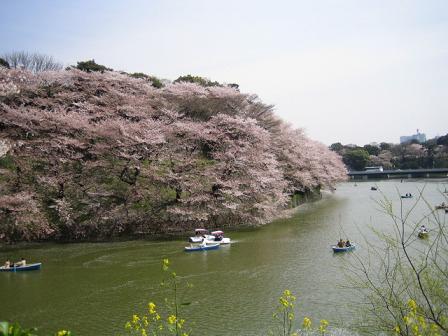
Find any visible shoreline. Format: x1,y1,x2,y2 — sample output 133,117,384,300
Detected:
0,190,330,248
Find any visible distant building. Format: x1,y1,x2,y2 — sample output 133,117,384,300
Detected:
400,129,426,144
365,166,383,172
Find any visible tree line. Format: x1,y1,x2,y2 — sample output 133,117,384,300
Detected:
330,136,448,171
0,51,239,90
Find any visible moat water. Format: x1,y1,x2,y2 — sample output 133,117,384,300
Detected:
1,179,447,335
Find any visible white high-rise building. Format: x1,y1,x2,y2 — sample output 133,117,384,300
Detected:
400,129,426,144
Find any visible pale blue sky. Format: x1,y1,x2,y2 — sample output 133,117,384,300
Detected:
1,0,447,145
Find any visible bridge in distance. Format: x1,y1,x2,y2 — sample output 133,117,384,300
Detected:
348,168,448,180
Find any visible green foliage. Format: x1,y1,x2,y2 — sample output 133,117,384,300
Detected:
129,72,164,88
195,157,215,168
334,133,448,170
329,142,344,153
269,290,329,336
289,193,303,208
75,59,112,73
0,154,16,170
173,74,221,87
131,198,153,212
271,290,296,336
0,322,37,336
392,299,443,336
343,148,370,171
437,133,448,146
159,186,177,202
125,259,192,336
227,83,239,90
363,144,380,156
103,176,129,198
347,193,448,335
380,142,392,150
0,322,72,336
0,58,10,69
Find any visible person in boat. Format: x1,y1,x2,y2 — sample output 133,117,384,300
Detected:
200,239,207,247
337,239,345,248
3,260,11,269
14,258,26,267
345,240,351,247
420,225,427,233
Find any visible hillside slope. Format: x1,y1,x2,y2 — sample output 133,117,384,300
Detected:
0,68,346,241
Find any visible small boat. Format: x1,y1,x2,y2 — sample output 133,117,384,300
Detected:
188,229,209,243
401,195,413,199
371,187,377,191
332,244,356,253
418,231,429,239
184,243,220,252
0,263,42,272
204,230,231,244
435,204,448,210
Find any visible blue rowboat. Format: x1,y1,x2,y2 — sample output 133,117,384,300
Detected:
0,263,42,272
184,243,220,252
332,244,356,253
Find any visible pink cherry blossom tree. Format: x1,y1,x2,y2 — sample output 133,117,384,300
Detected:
0,67,347,241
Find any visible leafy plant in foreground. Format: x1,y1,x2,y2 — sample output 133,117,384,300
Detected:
0,322,71,336
347,190,448,335
270,290,329,336
124,259,191,336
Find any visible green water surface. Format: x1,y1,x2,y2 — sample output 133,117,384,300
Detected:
1,180,447,335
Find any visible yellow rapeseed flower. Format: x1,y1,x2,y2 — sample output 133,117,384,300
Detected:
319,319,329,333
132,314,140,324
125,322,132,330
393,325,400,334
57,330,68,336
303,317,312,330
162,258,170,270
404,316,411,325
280,297,289,307
155,313,161,320
412,324,419,336
148,302,156,314
408,299,417,312
418,316,427,330
168,314,177,325
141,329,147,336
